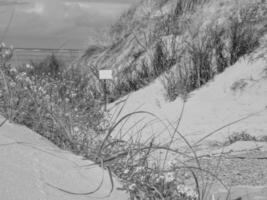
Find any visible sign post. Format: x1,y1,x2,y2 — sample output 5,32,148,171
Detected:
99,70,113,111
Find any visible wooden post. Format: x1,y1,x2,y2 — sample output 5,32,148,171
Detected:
99,69,113,112
104,79,107,111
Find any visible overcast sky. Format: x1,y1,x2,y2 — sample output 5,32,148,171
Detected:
0,0,136,48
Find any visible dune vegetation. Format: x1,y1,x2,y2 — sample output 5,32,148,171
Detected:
1,0,267,199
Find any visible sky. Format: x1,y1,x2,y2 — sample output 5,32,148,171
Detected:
0,0,136,49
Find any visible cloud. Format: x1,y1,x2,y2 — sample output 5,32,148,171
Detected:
64,0,136,5
0,0,136,48
23,1,44,14
63,1,129,19
0,0,29,6
17,0,132,17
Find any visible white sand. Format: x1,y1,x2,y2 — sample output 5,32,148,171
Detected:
0,118,128,200
109,48,267,148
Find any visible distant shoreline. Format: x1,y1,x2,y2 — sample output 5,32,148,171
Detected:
12,47,83,53
7,48,82,65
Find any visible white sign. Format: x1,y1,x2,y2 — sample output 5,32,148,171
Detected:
99,70,113,80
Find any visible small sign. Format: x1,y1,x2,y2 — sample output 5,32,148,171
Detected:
99,70,113,80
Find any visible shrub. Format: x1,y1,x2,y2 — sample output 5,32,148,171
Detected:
0,44,232,200
0,43,14,122
259,135,267,142
90,107,231,200
153,0,210,38
225,132,267,145
109,40,175,101
110,2,139,43
186,33,215,90
225,131,257,145
161,65,190,101
231,79,248,92
174,0,209,16
210,27,229,73
152,40,169,76
162,27,215,102
162,1,267,101
161,71,179,101
228,5,265,65
27,54,64,78
0,47,105,151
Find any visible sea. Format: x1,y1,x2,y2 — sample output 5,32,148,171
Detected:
8,47,83,66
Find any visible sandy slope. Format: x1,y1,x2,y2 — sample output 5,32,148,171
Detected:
214,185,267,200
0,117,128,200
108,48,267,147
106,41,267,200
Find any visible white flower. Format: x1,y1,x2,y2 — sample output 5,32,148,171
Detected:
135,166,145,173
26,64,33,69
10,81,16,87
73,127,79,132
155,175,165,183
184,172,190,179
44,95,50,101
4,50,10,55
177,185,198,199
39,87,46,94
128,183,136,191
70,92,77,98
10,67,17,73
165,172,175,183
167,160,176,168
25,77,31,84
140,175,146,182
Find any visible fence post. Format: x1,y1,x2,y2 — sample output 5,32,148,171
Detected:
99,70,113,112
